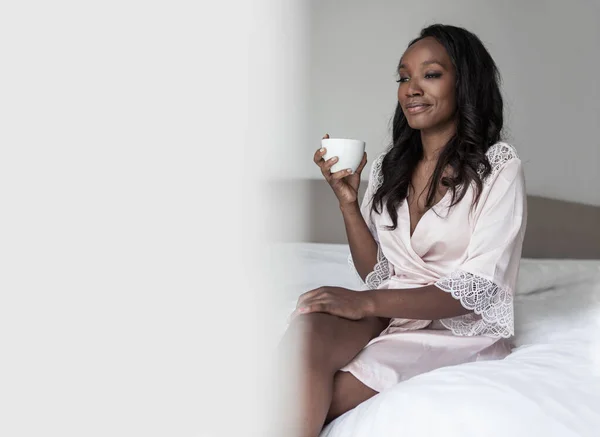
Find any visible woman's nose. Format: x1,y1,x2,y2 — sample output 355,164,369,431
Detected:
406,79,423,96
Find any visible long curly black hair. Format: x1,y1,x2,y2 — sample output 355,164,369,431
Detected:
371,24,504,230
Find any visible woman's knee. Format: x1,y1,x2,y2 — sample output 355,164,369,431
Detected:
285,313,344,367
285,313,381,370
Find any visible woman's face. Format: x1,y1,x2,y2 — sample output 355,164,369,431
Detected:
397,37,457,132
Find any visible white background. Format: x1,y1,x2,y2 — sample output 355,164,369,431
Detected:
0,1,302,435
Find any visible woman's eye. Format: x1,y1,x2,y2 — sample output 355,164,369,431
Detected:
425,72,442,79
396,77,409,83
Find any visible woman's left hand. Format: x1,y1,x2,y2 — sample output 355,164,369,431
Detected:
290,286,374,321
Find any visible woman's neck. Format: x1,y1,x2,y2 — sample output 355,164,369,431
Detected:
420,121,457,162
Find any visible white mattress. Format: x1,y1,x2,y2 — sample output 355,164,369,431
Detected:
272,243,600,437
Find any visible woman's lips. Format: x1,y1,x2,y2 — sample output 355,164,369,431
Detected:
405,104,432,114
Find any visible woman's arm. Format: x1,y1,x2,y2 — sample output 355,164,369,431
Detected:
292,284,470,321
363,285,471,320
340,201,378,282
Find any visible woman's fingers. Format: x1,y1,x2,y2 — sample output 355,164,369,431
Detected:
290,298,329,320
330,168,353,180
292,302,327,318
315,152,341,180
355,152,367,174
313,146,326,165
299,299,328,313
313,133,330,164
291,292,324,320
296,287,324,308
322,156,339,173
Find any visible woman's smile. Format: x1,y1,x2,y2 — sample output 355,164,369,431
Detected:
405,104,432,114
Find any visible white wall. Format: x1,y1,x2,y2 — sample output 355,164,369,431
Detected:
299,0,600,206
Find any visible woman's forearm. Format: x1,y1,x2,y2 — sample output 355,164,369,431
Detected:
363,285,472,320
340,201,378,281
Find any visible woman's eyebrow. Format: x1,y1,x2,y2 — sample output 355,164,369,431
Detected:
398,60,447,70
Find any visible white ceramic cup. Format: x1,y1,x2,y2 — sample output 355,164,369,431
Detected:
321,138,366,174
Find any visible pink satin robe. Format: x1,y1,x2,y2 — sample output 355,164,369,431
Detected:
341,142,527,392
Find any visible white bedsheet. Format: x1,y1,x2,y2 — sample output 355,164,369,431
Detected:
273,243,600,437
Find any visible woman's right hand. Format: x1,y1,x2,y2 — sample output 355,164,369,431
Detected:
314,134,368,206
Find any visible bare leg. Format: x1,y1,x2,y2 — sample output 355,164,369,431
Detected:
325,371,378,424
274,313,387,437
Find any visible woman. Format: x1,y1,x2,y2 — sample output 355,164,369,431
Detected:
280,24,527,437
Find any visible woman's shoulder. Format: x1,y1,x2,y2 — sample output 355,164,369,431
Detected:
482,142,522,180
485,142,520,168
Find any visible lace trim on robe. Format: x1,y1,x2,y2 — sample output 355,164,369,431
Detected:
435,270,514,338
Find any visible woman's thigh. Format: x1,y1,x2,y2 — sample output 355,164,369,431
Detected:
281,313,387,371
326,370,378,424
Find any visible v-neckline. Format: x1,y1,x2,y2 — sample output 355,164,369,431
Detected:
405,189,451,240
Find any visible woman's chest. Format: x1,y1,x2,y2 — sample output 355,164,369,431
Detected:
407,164,451,236
374,190,476,264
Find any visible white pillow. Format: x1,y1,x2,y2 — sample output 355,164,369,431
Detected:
516,258,600,295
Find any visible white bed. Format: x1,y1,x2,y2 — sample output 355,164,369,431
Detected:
272,243,600,437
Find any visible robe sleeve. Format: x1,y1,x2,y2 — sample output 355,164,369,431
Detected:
435,152,527,338
348,152,391,290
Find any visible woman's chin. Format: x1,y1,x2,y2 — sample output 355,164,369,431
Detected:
406,116,454,132
406,118,433,130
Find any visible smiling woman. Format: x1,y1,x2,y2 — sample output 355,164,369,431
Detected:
397,41,457,131
277,23,526,437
